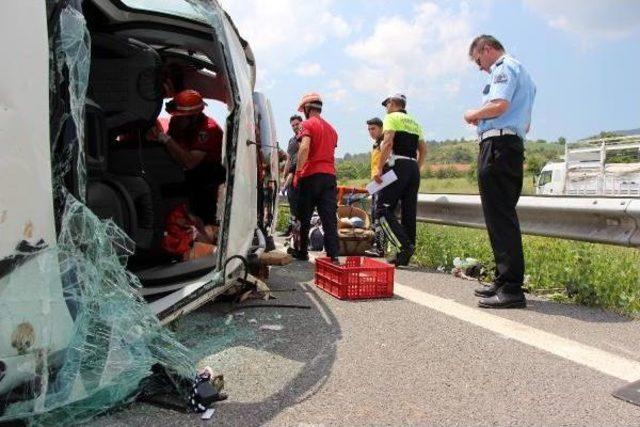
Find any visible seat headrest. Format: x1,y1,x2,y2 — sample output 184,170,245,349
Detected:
89,33,163,138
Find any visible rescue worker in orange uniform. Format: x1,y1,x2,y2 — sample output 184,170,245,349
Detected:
148,89,226,227
291,93,340,264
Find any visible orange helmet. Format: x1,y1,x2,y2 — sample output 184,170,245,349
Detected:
297,92,323,113
166,89,207,116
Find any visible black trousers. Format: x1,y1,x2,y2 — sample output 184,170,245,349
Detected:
477,135,525,292
185,162,226,225
370,192,386,252
287,181,299,220
375,159,420,251
298,173,339,258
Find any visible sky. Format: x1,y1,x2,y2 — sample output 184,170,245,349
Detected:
217,0,640,156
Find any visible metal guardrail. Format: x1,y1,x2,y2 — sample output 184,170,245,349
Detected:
418,194,640,248
279,194,640,248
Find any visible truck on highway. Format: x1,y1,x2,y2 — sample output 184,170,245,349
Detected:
536,135,640,196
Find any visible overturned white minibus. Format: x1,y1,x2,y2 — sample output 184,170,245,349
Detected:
0,0,278,414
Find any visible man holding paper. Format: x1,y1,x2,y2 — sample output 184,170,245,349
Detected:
373,94,427,266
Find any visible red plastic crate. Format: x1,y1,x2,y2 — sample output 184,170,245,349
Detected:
315,256,395,300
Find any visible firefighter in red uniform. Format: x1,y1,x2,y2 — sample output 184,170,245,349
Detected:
148,89,226,227
292,92,340,264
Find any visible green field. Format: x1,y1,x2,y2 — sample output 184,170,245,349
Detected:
414,224,640,316
339,177,537,195
277,205,640,316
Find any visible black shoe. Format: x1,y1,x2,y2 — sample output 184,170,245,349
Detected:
478,290,526,309
330,257,341,266
474,283,502,298
213,392,228,402
290,249,309,261
389,246,414,266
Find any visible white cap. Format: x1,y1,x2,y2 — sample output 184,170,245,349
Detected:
382,93,407,107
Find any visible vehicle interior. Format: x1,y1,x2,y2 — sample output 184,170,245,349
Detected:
75,1,236,292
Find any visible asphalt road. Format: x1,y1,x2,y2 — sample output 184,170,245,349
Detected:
94,251,640,426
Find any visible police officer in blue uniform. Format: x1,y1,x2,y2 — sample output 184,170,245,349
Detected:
464,35,536,309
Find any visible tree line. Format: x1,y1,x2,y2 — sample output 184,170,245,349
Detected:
338,137,567,181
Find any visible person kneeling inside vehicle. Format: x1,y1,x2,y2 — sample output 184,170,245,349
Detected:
148,89,226,227
162,203,218,261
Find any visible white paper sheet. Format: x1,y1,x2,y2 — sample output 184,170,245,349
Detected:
365,170,398,195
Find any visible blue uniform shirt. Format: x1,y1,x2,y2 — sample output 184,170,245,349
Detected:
477,54,536,139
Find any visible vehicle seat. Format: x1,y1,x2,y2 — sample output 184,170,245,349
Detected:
85,33,167,250
88,33,163,139
84,100,155,250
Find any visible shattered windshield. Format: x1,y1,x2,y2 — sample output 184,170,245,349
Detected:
121,0,207,23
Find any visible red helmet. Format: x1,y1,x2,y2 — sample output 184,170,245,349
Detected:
166,89,207,116
297,92,323,113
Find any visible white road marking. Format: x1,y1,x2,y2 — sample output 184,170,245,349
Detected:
393,283,640,382
278,244,640,382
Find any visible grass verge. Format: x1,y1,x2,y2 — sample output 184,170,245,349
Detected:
414,224,640,316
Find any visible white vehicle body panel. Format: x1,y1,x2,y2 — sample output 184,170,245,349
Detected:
0,1,56,258
0,0,75,395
